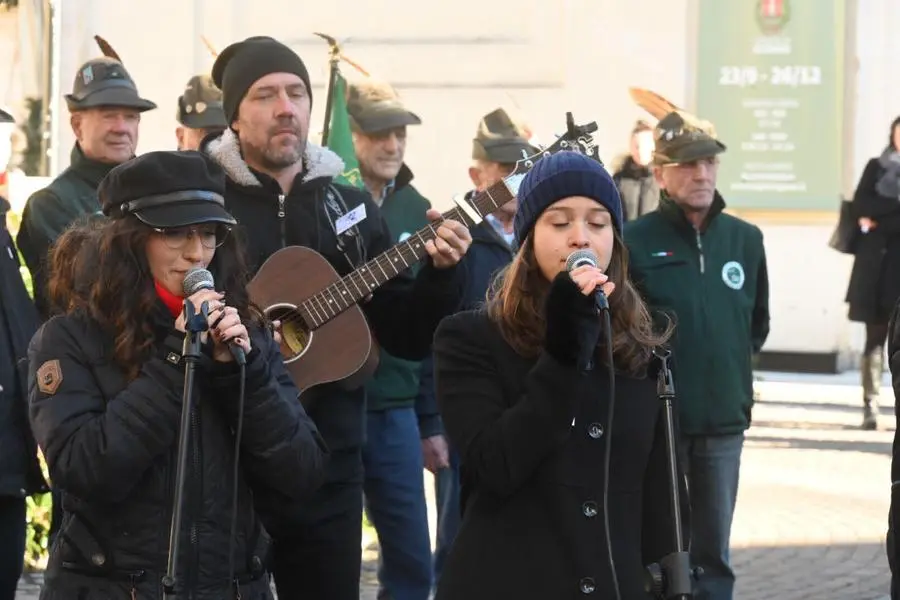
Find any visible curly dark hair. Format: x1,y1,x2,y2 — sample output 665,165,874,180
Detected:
49,216,263,379
46,215,105,315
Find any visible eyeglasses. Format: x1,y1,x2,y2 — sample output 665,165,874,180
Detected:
152,224,232,250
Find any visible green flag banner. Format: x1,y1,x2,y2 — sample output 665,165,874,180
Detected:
326,70,364,189
696,0,845,210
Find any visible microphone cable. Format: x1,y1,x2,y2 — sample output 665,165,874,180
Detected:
226,362,247,598
599,306,621,600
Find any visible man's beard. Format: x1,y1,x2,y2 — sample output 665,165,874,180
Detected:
261,139,305,170
247,129,306,171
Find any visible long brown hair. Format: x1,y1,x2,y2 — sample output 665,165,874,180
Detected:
486,229,672,376
49,216,263,379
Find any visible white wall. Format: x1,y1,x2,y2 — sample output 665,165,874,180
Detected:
51,0,691,201
47,0,895,370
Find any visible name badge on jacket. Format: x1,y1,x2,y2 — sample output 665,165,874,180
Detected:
335,204,367,235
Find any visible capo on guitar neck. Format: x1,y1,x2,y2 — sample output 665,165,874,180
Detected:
453,194,483,226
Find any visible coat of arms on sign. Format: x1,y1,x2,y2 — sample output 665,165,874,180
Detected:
756,0,791,36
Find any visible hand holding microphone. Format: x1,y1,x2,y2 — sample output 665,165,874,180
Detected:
565,249,615,309
542,250,613,370
176,268,250,364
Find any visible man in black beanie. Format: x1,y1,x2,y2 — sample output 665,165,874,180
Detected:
202,36,472,600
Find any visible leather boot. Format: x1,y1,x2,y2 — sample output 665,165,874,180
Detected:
861,349,883,430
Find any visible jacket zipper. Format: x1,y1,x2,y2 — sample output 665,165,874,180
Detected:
695,228,705,274
694,226,712,430
277,194,286,248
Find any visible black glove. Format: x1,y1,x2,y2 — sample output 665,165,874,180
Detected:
543,271,602,369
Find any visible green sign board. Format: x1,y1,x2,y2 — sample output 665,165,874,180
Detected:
696,0,845,210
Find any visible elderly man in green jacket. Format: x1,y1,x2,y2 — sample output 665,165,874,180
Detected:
348,78,443,600
625,109,770,600
17,56,155,319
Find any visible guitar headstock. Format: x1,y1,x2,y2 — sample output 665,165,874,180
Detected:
502,112,601,197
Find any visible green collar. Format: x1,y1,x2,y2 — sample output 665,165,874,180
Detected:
393,163,414,191
658,190,726,232
68,143,123,188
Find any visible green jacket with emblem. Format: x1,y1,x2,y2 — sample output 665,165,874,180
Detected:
624,193,770,436
16,145,117,319
365,165,433,412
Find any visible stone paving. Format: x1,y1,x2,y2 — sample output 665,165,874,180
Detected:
17,370,897,599
730,371,893,600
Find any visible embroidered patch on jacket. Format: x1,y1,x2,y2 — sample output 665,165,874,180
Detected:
37,360,63,395
722,261,746,290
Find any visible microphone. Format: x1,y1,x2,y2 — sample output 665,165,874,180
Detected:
565,249,610,312
182,267,247,365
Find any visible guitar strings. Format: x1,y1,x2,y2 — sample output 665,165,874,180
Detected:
270,184,508,335
274,221,446,331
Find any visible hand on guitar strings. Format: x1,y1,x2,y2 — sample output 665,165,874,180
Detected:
424,209,472,270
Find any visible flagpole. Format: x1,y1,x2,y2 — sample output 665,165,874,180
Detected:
315,32,342,147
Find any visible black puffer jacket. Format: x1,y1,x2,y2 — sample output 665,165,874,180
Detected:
0,195,47,499
27,306,327,599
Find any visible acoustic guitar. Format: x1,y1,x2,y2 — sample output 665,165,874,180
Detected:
247,113,600,394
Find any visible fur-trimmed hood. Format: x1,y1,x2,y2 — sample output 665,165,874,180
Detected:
204,128,346,188
609,152,631,175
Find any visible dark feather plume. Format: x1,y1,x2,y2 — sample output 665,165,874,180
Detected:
94,35,121,62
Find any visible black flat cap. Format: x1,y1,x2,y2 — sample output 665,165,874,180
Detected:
100,150,236,228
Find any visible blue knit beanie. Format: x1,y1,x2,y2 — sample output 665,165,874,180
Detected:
513,151,623,248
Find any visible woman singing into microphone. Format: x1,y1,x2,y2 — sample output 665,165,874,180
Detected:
27,151,327,600
433,151,687,600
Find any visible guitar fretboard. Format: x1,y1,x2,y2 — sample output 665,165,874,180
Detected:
299,178,514,330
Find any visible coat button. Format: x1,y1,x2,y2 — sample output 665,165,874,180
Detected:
588,423,604,439
91,552,106,566
580,577,596,594
582,501,598,518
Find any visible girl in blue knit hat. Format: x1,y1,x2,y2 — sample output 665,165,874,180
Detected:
431,150,687,600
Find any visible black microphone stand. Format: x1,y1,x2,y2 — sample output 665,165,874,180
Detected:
645,348,701,599
162,299,209,599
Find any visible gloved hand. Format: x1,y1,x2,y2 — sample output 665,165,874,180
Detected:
543,271,602,369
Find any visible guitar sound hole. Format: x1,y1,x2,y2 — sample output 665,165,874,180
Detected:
266,305,312,363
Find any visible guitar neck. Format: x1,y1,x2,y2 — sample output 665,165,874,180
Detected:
300,180,513,329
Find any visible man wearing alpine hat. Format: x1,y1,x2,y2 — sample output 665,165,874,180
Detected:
18,55,156,321
176,74,227,151
625,105,770,600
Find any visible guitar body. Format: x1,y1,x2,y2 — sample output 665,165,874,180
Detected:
247,246,379,395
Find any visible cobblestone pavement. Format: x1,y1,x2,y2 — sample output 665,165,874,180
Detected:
730,371,894,600
17,370,897,599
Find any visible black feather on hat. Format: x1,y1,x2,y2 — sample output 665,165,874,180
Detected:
65,36,156,113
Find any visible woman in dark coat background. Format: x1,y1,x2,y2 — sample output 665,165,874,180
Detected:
0,193,48,600
27,151,327,600
846,116,900,430
885,302,900,599
432,151,688,600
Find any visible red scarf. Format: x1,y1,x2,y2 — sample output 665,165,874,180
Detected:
154,280,184,318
